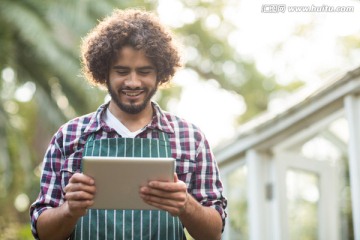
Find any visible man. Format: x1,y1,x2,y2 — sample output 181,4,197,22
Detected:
30,9,227,240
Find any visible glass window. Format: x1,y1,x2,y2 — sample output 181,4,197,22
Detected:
294,117,353,240
301,136,342,164
287,169,320,240
226,164,248,240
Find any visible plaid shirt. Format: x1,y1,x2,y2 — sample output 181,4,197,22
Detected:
30,102,227,239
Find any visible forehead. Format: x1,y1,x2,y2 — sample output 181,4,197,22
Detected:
112,46,154,67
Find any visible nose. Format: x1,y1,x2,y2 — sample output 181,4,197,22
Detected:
125,72,141,88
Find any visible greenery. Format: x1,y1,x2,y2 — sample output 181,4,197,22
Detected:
0,0,310,239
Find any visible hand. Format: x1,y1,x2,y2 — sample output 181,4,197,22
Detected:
63,173,96,218
139,173,189,216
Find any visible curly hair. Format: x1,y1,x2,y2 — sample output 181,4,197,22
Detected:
80,9,182,87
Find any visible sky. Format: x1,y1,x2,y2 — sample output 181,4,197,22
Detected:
156,0,360,147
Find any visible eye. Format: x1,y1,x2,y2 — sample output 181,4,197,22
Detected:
138,70,151,75
116,70,129,75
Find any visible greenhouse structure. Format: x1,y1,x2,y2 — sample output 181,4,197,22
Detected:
215,67,360,240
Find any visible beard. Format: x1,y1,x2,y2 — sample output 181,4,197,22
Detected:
107,81,158,115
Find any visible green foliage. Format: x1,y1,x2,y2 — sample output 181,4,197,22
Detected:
173,1,299,123
0,221,33,240
17,224,33,240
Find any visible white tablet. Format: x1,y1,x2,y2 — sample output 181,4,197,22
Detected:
82,156,175,210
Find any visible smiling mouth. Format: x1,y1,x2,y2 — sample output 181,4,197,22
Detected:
122,90,144,97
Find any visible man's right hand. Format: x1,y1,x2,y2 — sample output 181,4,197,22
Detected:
37,173,96,240
63,173,96,218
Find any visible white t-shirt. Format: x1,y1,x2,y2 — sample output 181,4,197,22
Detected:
103,108,144,138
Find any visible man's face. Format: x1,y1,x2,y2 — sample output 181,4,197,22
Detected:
107,46,158,115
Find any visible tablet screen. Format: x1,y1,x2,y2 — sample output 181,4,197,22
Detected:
82,156,175,210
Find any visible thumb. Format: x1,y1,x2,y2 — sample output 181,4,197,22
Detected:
174,172,179,182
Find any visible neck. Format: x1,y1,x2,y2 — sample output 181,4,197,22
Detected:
108,101,153,132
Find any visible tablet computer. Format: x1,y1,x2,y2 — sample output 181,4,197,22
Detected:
82,156,175,210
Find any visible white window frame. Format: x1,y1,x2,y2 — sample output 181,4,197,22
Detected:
273,152,339,240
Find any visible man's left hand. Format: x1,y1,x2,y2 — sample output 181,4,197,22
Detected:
139,173,188,216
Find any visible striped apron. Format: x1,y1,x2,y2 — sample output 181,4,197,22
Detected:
70,132,185,240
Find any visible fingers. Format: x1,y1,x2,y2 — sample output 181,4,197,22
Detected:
147,178,187,192
64,190,95,201
64,198,93,218
142,199,185,216
64,183,96,196
140,187,186,201
63,173,96,218
64,173,96,195
69,173,95,185
66,198,94,210
140,179,187,202
139,180,189,216
174,172,179,182
140,190,188,216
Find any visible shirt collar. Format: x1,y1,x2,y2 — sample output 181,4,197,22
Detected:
83,101,174,135
83,102,109,135
148,102,175,134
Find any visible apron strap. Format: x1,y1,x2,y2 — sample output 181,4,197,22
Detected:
158,130,169,142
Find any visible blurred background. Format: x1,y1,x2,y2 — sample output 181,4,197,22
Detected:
0,0,359,239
